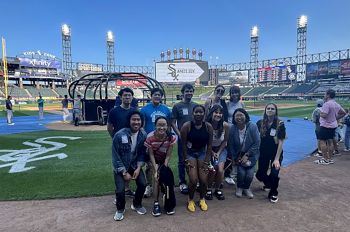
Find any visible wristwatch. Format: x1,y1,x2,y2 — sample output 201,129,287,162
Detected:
122,170,127,176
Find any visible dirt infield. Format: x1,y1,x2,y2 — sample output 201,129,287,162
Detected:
46,121,107,131
1,147,349,232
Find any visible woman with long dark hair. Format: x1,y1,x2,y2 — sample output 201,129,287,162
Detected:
227,108,260,199
256,103,286,203
204,84,228,122
181,105,213,212
206,105,230,200
144,116,177,216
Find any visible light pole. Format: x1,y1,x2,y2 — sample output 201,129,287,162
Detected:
61,24,73,82
106,31,115,72
209,56,212,68
216,56,219,66
250,26,259,86
296,15,307,83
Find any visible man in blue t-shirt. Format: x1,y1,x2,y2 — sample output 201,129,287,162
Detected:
140,88,171,197
107,87,137,199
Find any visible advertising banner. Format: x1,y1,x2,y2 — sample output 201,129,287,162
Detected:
340,60,350,75
116,74,146,87
317,62,328,76
328,60,341,74
218,71,249,84
306,63,318,77
19,57,62,69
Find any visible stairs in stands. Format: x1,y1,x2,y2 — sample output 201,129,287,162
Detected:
24,89,32,98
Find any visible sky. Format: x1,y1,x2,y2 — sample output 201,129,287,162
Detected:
1,0,350,67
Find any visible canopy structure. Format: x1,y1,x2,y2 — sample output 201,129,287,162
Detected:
68,72,165,125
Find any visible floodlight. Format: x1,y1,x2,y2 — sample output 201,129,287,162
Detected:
297,15,307,28
107,31,114,42
251,26,259,38
61,24,71,36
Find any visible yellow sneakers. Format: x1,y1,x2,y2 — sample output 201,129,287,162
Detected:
199,199,208,211
188,200,195,212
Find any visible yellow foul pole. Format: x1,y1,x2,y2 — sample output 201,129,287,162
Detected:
2,38,8,99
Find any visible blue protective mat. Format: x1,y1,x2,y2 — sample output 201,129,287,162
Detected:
1,114,316,166
0,114,71,135
250,115,316,167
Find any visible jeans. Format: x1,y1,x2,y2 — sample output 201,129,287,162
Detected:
39,107,44,119
256,154,283,197
6,109,13,123
237,164,255,189
187,147,206,160
177,139,186,184
145,161,153,187
114,167,146,211
344,125,350,148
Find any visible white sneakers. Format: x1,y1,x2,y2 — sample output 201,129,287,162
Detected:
225,177,236,185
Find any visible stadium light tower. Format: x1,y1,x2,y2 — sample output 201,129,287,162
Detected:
106,31,115,72
61,24,73,78
296,15,307,83
250,26,259,85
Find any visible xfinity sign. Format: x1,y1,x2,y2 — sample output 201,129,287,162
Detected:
156,61,206,83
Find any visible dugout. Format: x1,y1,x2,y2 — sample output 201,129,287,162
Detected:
68,72,165,125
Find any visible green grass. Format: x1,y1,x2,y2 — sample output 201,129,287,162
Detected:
0,130,180,200
0,110,54,118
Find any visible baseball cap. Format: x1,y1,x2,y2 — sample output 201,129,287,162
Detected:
316,99,323,107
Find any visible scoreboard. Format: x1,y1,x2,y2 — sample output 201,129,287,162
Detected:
258,63,295,82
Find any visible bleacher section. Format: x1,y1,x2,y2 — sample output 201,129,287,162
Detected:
1,86,30,98
240,87,252,95
26,87,57,98
284,84,316,94
312,83,350,94
54,88,69,97
264,86,288,95
244,87,272,96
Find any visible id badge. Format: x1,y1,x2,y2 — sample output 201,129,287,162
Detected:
187,141,192,148
270,128,276,136
121,135,128,143
183,108,189,115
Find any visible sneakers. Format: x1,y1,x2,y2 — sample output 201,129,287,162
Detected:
235,188,243,198
199,199,208,211
243,189,254,199
314,158,329,165
113,209,125,221
8,123,14,126
313,152,323,158
188,200,195,212
179,183,189,194
214,189,225,200
262,186,271,192
328,159,335,164
333,150,341,156
131,204,147,215
166,209,175,215
125,189,135,198
225,177,235,185
144,186,153,198
205,189,213,200
344,148,350,152
114,199,117,205
152,202,161,217
270,195,278,203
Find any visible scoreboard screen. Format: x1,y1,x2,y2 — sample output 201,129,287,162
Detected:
258,63,295,82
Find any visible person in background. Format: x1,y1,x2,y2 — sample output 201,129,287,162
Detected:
342,108,350,152
140,88,171,198
112,110,147,221
171,84,198,195
115,94,139,108
62,95,69,123
6,95,14,125
205,105,230,201
107,88,137,200
204,84,228,122
312,99,324,157
181,105,213,212
224,86,245,186
37,95,45,120
144,116,177,217
256,103,286,203
315,89,345,165
339,108,349,142
73,95,82,126
227,108,260,199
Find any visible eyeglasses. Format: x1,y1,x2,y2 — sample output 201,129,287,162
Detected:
156,123,167,128
216,89,224,94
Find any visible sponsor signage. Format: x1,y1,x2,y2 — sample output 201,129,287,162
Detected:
116,73,146,86
340,60,350,75
258,62,295,82
156,60,208,83
218,70,249,84
19,57,62,69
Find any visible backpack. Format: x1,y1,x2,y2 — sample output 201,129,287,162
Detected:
344,115,350,126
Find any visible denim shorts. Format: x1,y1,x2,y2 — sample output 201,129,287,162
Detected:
187,148,206,160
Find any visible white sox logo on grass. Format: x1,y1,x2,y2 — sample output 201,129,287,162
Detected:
0,136,81,173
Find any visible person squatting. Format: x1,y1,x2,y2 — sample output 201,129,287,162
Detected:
111,84,287,221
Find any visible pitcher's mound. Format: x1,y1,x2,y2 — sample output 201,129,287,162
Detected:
46,121,107,131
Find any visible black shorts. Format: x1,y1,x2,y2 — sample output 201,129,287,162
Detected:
315,130,321,140
319,126,336,141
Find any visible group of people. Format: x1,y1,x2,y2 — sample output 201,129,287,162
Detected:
108,84,287,221
312,89,349,164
